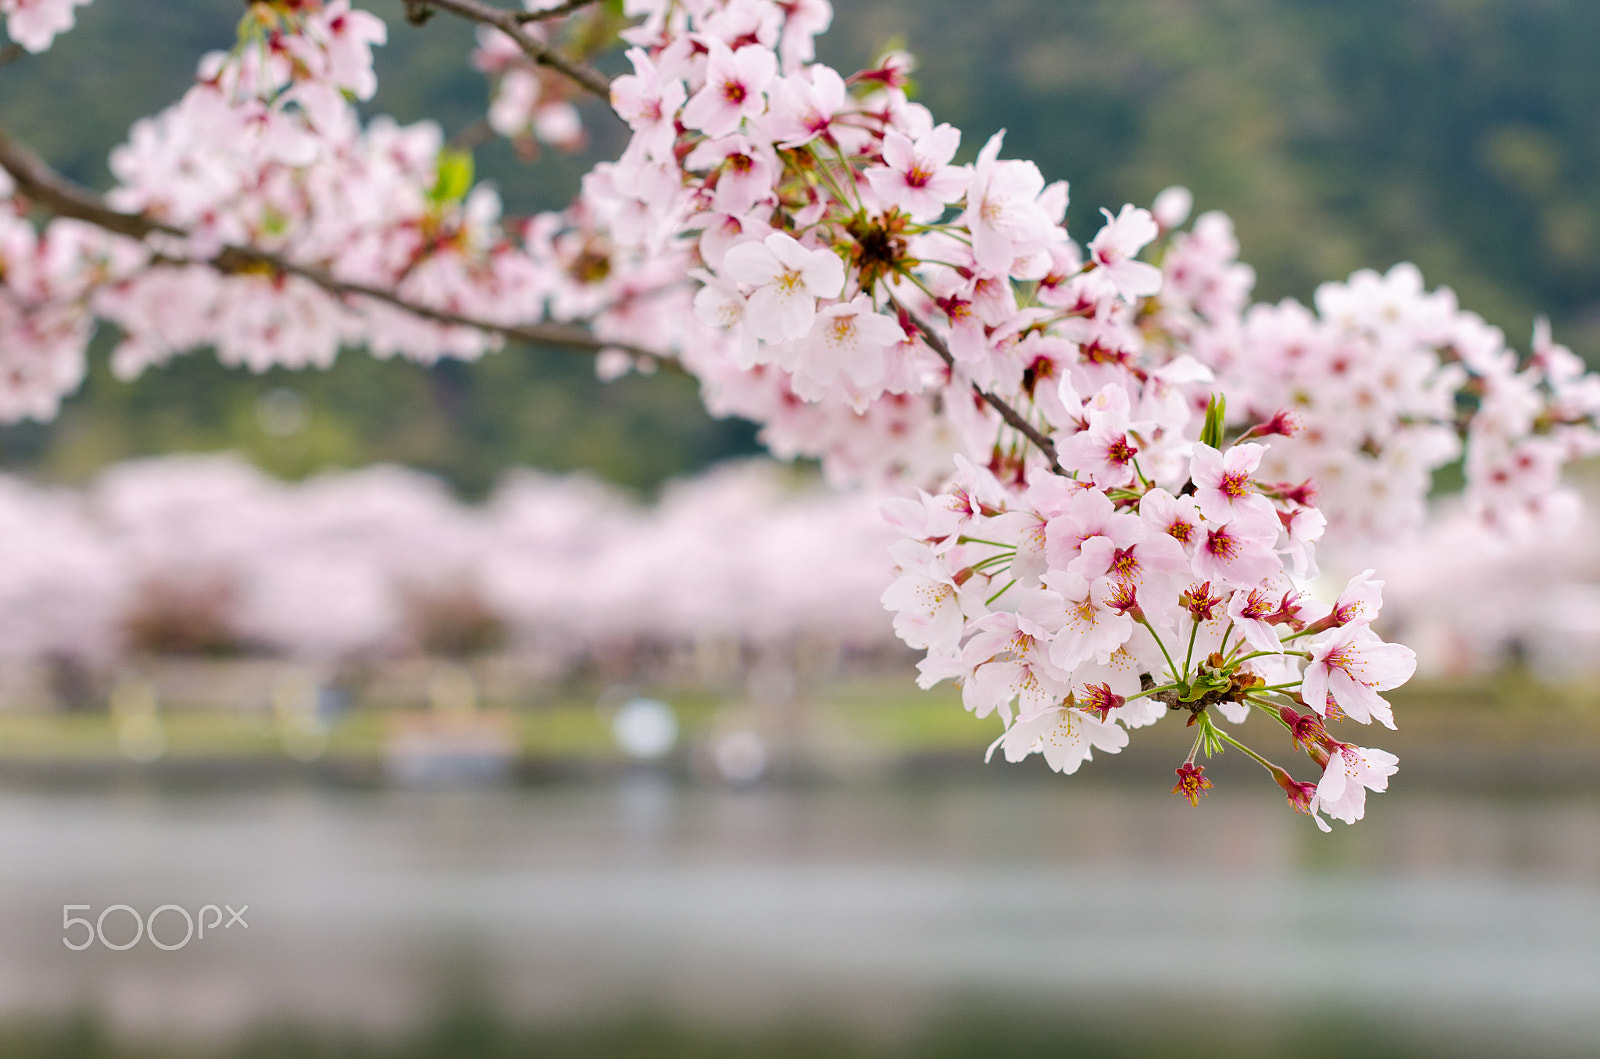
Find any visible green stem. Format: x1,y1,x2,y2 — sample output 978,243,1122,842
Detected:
1124,681,1182,703
1191,710,1230,759
891,264,939,302
1251,699,1294,731
827,140,866,212
1137,617,1184,688
1129,455,1155,491
800,145,854,211
1210,725,1278,774
984,579,1017,606
1231,649,1282,665
958,537,1016,549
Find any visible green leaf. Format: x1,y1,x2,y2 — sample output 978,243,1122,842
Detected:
428,148,475,207
1199,393,1226,450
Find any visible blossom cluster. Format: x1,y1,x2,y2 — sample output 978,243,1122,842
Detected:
881,421,1415,829
0,0,646,417
1153,239,1600,546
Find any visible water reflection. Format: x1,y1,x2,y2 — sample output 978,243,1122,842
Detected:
0,776,1596,1055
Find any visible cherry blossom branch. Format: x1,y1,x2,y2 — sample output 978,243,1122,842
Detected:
0,125,163,241
0,124,679,371
896,300,1067,476
0,43,24,67
402,0,616,104
513,0,606,23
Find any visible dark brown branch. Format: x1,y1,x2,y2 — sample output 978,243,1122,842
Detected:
405,0,615,103
0,43,24,67
514,0,605,23
0,123,679,372
898,301,1067,476
0,125,177,240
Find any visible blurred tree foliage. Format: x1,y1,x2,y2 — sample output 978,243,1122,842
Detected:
2,0,1598,492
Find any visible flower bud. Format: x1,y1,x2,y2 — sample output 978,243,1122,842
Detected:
1278,705,1330,753
1241,409,1304,441
1270,765,1318,815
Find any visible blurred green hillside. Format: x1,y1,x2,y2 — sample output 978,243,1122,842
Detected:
3,0,1598,493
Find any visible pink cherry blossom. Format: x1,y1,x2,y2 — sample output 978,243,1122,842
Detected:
720,232,845,344
881,539,971,655
680,41,777,138
1189,442,1278,535
1302,625,1417,728
610,48,688,163
1138,489,1203,552
961,131,1058,275
1192,520,1280,588
1,0,91,53
1059,386,1145,489
1309,743,1399,827
310,1,387,100
686,134,780,216
1087,205,1163,301
1042,570,1135,671
989,702,1129,774
789,294,905,396
864,125,969,222
763,65,846,148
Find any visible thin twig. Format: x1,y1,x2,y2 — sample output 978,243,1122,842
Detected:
896,300,1067,475
405,0,615,104
514,0,605,23
0,123,679,372
0,43,24,67
446,117,496,152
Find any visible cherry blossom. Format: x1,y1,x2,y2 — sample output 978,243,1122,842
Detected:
989,702,1129,775
1302,624,1418,729
611,48,687,163
1309,743,1400,828
961,131,1062,275
1087,205,1163,301
680,41,777,138
1189,442,1278,535
720,232,845,344
863,125,969,222
1,0,91,53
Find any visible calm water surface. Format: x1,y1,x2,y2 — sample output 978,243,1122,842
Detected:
0,776,1596,1053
